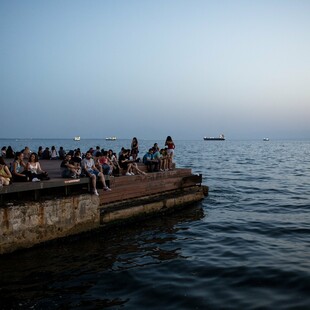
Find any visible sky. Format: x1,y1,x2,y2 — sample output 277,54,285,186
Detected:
1,0,309,140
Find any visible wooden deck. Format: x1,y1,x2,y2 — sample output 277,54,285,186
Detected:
1,159,202,203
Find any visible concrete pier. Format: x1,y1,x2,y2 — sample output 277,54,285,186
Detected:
0,160,207,254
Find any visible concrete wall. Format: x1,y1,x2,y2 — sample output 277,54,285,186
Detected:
0,194,100,254
0,188,205,255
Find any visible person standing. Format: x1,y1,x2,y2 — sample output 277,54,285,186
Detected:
131,137,139,161
165,136,175,170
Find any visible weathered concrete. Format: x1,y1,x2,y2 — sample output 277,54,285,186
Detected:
0,186,205,255
0,194,100,254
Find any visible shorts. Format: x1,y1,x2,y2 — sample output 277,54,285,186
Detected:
167,149,174,156
88,169,100,177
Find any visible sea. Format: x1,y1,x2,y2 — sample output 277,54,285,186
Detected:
0,138,309,309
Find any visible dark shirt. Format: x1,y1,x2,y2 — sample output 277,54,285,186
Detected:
61,159,74,169
72,156,82,165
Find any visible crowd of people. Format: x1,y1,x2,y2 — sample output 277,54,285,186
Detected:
0,136,175,195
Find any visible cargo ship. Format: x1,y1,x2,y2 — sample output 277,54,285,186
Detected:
203,134,225,141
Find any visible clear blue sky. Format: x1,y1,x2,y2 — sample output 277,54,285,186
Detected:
1,0,309,140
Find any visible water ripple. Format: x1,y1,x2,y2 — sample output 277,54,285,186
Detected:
0,140,310,309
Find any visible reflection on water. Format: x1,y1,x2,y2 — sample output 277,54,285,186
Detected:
0,205,204,309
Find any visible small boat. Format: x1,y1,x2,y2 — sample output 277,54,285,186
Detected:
74,136,81,141
203,134,225,141
105,136,117,141
263,137,269,141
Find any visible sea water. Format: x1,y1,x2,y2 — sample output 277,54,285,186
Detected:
0,139,309,309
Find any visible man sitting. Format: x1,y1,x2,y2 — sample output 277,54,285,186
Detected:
60,153,80,178
143,148,159,172
152,147,161,172
81,151,111,195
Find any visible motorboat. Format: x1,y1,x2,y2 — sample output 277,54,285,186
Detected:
74,136,81,141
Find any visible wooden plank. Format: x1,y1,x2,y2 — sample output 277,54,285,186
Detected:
1,157,198,205
100,175,195,204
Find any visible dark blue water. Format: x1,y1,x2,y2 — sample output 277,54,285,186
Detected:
0,139,309,309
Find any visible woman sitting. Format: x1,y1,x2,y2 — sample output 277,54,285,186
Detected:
26,153,49,181
11,152,30,182
108,149,121,176
0,157,12,186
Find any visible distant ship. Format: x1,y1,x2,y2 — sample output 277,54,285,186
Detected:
74,136,81,141
203,134,225,141
263,137,269,141
105,136,117,141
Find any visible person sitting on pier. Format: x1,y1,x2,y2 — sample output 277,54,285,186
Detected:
58,146,66,160
51,146,58,160
152,146,161,172
22,146,31,160
1,146,7,158
81,151,111,195
160,148,168,171
72,150,82,176
126,149,147,175
119,148,135,175
0,157,12,186
11,152,31,182
108,149,121,176
153,142,160,152
96,150,114,187
143,148,159,172
41,147,51,160
26,153,49,181
95,146,101,154
38,146,43,159
6,146,15,159
98,151,113,175
61,153,80,179
128,147,147,175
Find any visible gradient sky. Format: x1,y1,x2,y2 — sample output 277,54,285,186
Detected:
1,0,309,140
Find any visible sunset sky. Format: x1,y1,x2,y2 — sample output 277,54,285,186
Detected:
1,0,309,140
